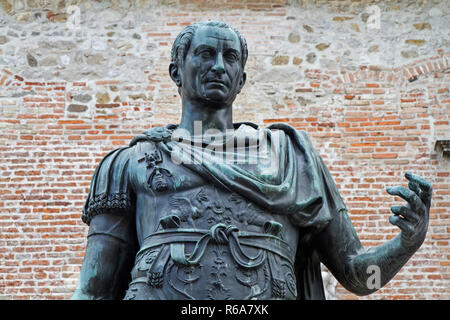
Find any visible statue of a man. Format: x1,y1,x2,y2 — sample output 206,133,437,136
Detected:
72,21,432,300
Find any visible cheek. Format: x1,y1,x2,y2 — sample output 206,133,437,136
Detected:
228,64,240,77
198,64,211,78
182,59,199,80
229,68,242,87
186,68,208,88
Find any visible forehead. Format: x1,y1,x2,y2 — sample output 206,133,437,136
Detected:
190,26,241,52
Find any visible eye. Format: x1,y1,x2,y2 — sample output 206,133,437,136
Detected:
200,49,215,58
224,52,238,62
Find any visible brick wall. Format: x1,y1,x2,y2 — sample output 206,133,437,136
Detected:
0,0,448,299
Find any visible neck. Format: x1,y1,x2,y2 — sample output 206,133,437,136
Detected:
178,98,233,135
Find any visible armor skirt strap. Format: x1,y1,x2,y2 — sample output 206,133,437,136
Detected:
147,245,170,288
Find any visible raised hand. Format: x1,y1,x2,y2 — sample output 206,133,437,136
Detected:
386,172,432,250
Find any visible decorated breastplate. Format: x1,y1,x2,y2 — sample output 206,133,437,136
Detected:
124,139,298,300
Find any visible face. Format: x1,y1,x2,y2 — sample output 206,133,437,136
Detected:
173,26,246,107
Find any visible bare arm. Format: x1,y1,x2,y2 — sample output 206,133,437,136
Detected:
313,172,432,296
71,213,137,300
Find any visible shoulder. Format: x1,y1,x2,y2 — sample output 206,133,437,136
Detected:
265,122,316,151
265,122,308,137
97,146,134,170
129,125,176,146
82,125,179,225
82,146,136,225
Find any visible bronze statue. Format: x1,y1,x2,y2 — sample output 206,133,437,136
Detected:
71,21,432,300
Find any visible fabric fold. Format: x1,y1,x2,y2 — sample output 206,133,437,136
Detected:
137,122,332,229
129,121,347,300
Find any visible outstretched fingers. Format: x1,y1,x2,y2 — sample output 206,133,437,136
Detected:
387,172,431,248
389,214,414,235
390,205,418,223
405,172,432,208
405,172,432,194
386,186,426,215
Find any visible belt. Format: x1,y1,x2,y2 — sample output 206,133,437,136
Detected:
135,220,296,297
138,222,294,267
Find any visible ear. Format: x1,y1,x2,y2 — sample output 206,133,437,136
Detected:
169,62,182,87
237,71,246,94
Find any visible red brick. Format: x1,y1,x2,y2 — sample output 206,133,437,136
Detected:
65,125,92,130
372,153,398,159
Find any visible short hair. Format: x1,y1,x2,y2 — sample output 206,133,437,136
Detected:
171,21,248,69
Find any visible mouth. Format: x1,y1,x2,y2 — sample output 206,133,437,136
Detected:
205,79,228,87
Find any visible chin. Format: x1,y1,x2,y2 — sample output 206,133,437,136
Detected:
201,90,232,105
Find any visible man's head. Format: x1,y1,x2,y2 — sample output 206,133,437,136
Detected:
169,21,248,107
171,21,248,69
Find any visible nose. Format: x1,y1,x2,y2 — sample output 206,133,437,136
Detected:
211,53,225,74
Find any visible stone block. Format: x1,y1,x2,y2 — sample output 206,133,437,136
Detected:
271,55,289,65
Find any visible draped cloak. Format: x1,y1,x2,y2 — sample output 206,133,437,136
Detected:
128,122,347,300
83,122,347,300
